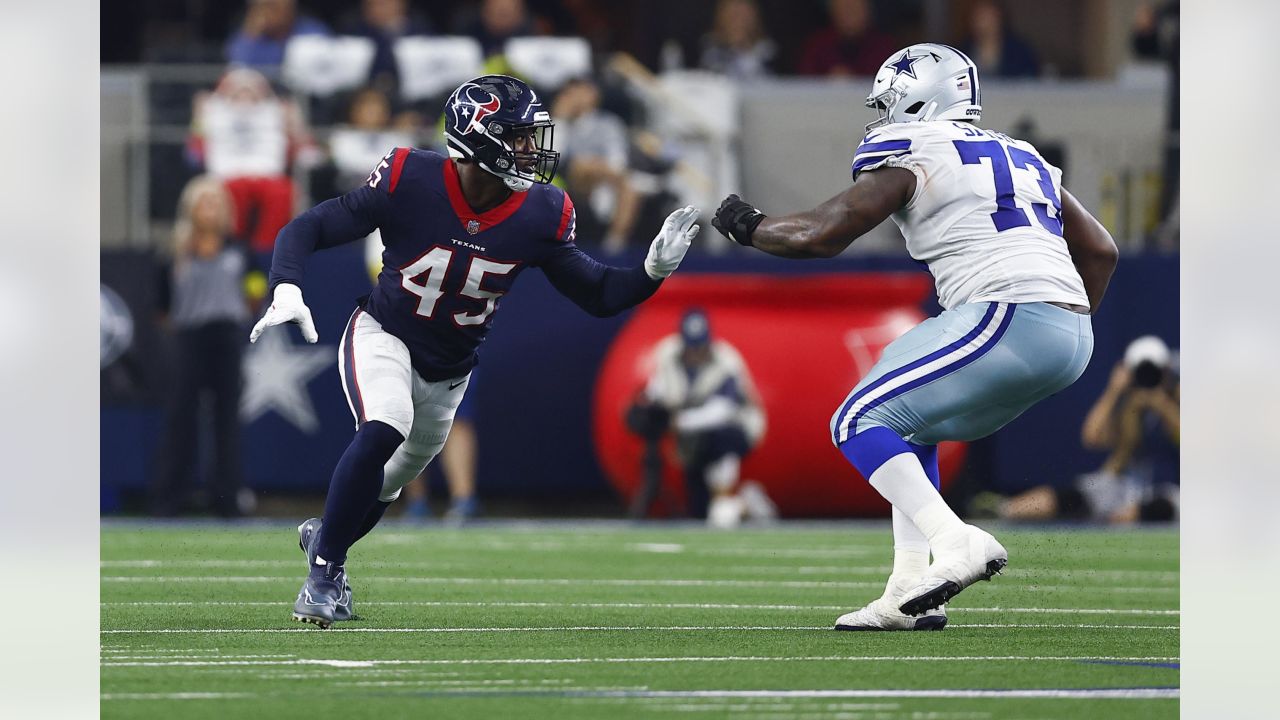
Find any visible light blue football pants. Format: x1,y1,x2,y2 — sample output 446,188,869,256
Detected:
829,301,1093,446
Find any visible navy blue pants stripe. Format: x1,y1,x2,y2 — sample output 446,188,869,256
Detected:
832,303,1001,444
848,303,1015,434
343,309,366,425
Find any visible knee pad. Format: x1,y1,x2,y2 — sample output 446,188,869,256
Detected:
378,430,449,502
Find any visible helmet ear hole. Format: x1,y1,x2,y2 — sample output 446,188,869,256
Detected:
905,101,925,114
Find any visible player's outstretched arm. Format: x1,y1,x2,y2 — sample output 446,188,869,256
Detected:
711,168,915,258
541,206,700,317
251,185,391,343
1060,188,1119,314
268,187,388,291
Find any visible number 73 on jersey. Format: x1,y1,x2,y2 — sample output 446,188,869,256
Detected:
952,135,1063,237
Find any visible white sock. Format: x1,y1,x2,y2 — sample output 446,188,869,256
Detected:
866,453,964,542
890,507,930,579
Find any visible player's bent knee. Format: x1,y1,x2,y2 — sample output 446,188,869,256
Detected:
363,407,413,440
828,406,844,445
705,455,740,492
378,437,448,501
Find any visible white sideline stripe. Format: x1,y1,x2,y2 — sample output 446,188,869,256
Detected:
100,688,1178,702
99,559,1179,582
98,575,1178,593
627,543,685,553
100,654,1179,669
101,654,296,660
99,600,1180,615
100,623,1178,635
102,693,258,701
594,689,1180,700
955,624,1177,630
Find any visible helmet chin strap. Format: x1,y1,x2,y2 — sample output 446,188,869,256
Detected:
502,175,533,192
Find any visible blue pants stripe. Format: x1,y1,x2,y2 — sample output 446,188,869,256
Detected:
847,304,1015,437
832,302,1004,444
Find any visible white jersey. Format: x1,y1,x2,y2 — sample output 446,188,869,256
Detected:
852,121,1088,310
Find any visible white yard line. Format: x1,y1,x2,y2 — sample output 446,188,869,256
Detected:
100,654,296,660
100,559,1178,583
99,654,1179,669
98,575,1178,593
100,623,1178,636
99,600,1179,615
102,693,258,701
592,688,1180,700
101,686,1178,702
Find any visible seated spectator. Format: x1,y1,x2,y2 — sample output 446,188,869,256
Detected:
553,77,640,253
700,0,776,80
154,176,253,518
627,309,774,528
958,0,1040,79
452,0,540,59
797,0,897,77
341,0,435,89
970,336,1180,524
225,0,330,69
187,68,320,255
328,87,418,190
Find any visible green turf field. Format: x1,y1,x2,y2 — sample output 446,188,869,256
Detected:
101,521,1178,719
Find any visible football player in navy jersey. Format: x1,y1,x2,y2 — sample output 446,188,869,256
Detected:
249,75,701,628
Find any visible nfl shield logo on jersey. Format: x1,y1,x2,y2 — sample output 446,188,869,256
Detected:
466,220,480,235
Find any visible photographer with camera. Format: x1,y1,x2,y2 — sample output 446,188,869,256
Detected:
624,309,774,527
971,335,1180,524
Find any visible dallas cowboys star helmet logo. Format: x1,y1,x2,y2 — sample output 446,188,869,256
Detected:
888,50,922,79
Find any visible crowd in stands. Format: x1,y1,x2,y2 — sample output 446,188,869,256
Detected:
145,0,1075,260
110,0,1061,80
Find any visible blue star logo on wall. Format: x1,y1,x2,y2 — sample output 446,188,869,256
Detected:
888,50,922,79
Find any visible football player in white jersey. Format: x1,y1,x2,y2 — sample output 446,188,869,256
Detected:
712,43,1118,631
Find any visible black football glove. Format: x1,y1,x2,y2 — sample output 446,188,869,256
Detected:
712,194,766,247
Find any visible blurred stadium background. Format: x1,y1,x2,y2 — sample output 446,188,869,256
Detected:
99,0,1179,522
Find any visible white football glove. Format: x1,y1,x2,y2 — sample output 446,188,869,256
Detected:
644,205,701,280
249,283,318,344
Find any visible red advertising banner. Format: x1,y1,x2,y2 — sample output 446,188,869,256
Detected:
592,273,966,517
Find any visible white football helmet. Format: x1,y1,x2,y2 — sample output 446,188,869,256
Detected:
865,43,982,132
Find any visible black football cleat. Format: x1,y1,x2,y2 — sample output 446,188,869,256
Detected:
297,518,354,622
292,560,346,629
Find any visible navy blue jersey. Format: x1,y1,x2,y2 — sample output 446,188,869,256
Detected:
269,148,661,381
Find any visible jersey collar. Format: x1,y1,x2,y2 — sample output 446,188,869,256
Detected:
443,159,527,233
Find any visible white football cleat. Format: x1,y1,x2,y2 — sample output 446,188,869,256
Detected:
707,495,745,529
835,574,947,631
899,524,1008,616
738,481,778,522
835,596,947,631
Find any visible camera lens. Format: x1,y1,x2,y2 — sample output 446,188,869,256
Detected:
1132,360,1164,388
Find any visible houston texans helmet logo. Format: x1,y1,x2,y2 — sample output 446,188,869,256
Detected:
452,83,502,136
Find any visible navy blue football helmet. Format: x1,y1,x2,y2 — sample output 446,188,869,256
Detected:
443,75,559,192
